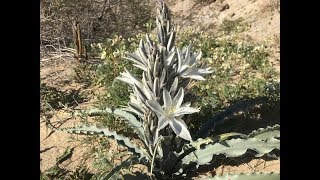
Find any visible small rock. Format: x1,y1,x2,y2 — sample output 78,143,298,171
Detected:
220,4,230,12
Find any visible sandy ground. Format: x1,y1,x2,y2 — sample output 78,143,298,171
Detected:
40,0,280,177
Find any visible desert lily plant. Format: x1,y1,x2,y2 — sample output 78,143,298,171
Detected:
48,1,279,179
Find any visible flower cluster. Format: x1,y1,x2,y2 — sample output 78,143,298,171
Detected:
116,2,212,143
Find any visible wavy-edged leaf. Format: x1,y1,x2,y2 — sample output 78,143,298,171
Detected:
190,132,245,149
74,108,144,142
182,137,279,166
247,124,280,141
195,97,267,139
99,156,142,180
203,172,280,180
60,125,151,160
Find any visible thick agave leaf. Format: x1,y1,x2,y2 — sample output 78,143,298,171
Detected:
182,137,279,166
246,124,280,141
74,107,145,142
190,132,245,149
195,97,267,139
99,156,142,180
60,125,151,160
203,172,280,180
158,133,245,175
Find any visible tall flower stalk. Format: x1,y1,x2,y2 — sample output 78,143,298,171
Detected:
117,1,213,155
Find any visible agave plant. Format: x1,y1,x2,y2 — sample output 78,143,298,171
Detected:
47,1,280,179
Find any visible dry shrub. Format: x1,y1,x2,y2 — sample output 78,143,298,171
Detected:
40,0,156,50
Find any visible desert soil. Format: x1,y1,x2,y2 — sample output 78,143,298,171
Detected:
40,0,280,177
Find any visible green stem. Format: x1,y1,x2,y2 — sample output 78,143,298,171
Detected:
150,136,162,174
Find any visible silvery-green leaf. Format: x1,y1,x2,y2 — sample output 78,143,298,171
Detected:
175,107,200,116
139,74,154,100
153,77,160,97
160,68,166,86
116,71,144,87
169,77,179,94
147,57,154,73
153,130,159,146
129,94,145,109
189,54,197,66
167,31,175,51
144,42,151,54
153,59,159,78
132,64,148,72
197,67,213,74
125,52,145,64
177,48,183,71
178,65,191,76
134,84,148,102
156,20,163,44
172,88,184,108
182,74,206,81
146,34,153,47
128,102,145,117
147,68,153,82
184,44,192,64
124,55,145,67
142,72,152,90
138,40,148,64
143,83,155,100
165,50,176,67
146,100,164,115
116,76,131,85
166,18,170,34
181,102,191,108
123,68,143,86
169,118,192,141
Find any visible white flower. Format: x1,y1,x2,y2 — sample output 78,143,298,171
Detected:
146,88,199,141
176,45,213,80
116,68,155,102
